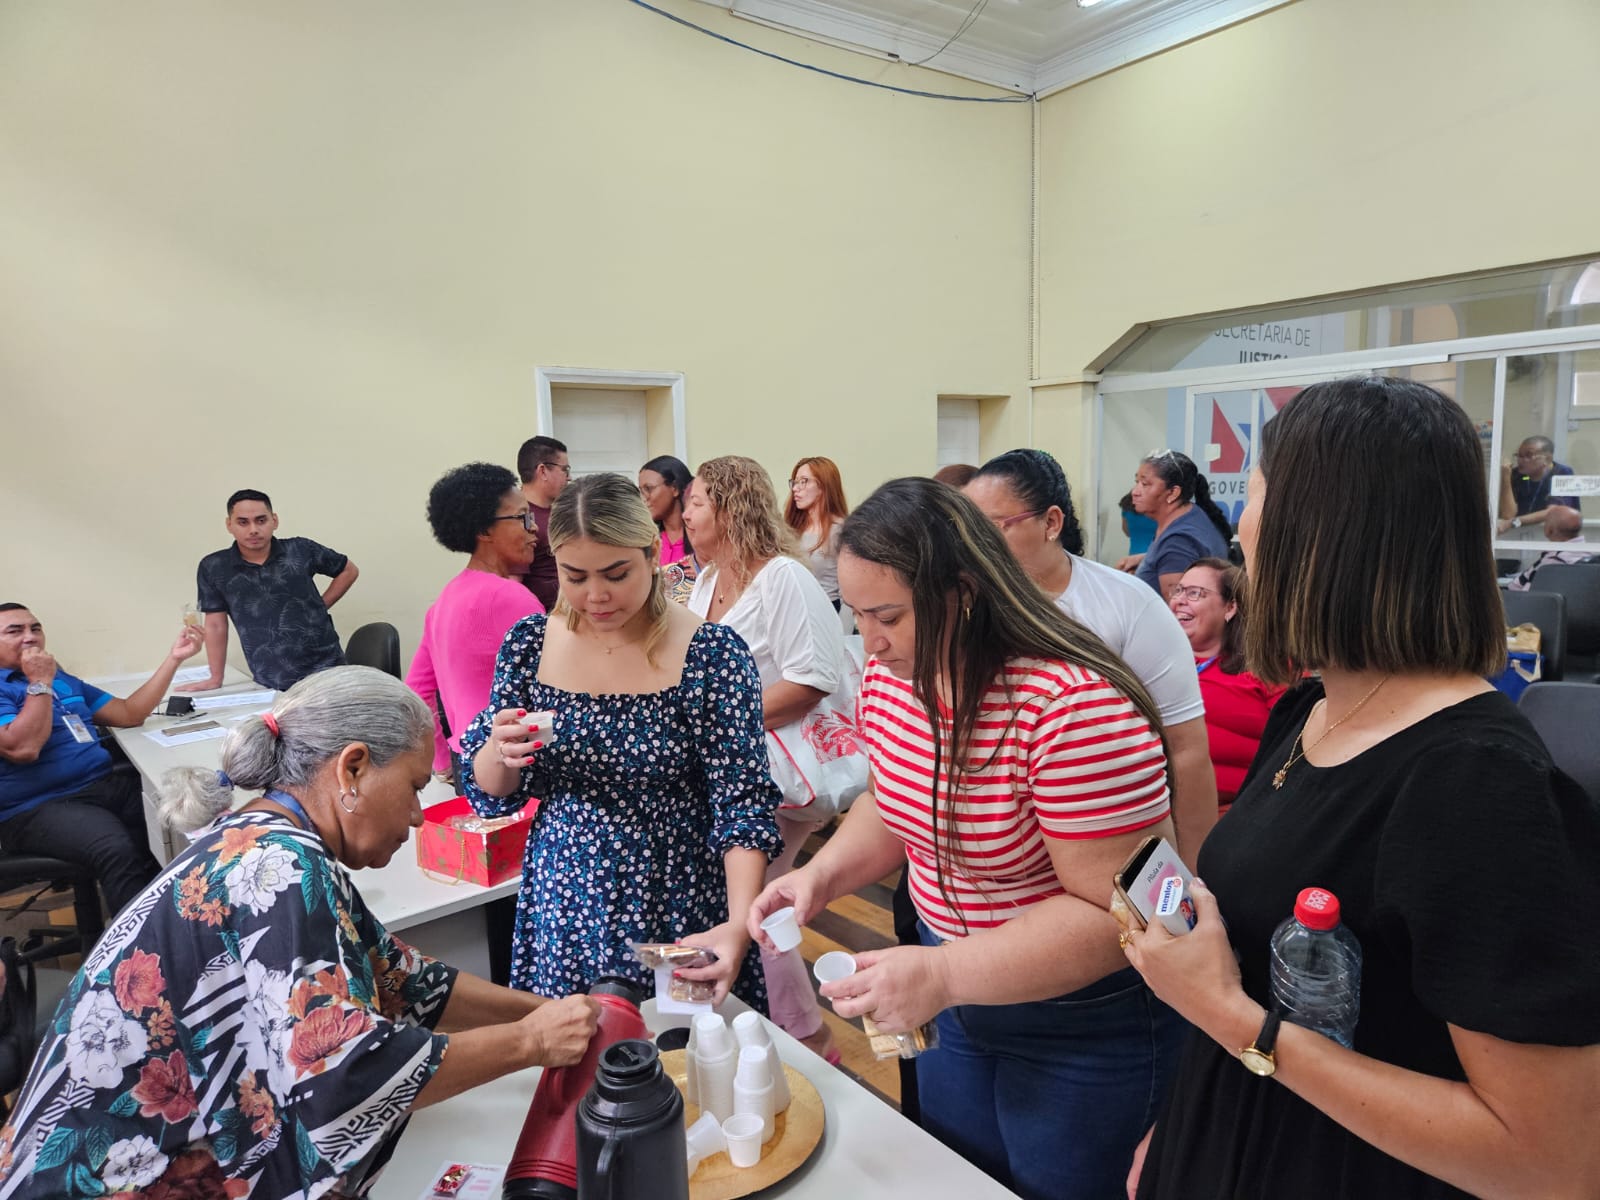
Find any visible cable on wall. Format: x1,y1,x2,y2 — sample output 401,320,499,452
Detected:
904,0,991,67
627,0,1033,103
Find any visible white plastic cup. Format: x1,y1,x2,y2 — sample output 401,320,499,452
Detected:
524,710,555,746
812,951,857,984
760,906,803,952
734,1044,772,1090
684,1111,726,1175
731,1011,790,1112
693,1013,733,1060
693,1014,736,1121
733,1046,776,1144
722,1114,765,1168
685,1017,701,1108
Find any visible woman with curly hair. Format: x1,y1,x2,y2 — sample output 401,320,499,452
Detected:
684,456,850,1059
784,456,850,608
405,462,543,775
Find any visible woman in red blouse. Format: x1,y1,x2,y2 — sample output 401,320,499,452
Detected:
1168,557,1283,812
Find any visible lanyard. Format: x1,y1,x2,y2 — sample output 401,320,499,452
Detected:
263,788,314,832
1195,656,1218,675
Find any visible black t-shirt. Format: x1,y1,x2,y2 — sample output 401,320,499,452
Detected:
196,536,347,691
1138,681,1600,1200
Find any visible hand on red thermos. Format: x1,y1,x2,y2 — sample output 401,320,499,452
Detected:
523,995,601,1067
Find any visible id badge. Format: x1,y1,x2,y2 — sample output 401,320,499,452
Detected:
61,712,96,744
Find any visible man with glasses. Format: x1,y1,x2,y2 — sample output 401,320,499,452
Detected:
182,489,359,692
1498,436,1581,535
516,436,571,611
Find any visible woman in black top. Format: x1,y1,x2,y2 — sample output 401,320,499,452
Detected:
1122,376,1600,1200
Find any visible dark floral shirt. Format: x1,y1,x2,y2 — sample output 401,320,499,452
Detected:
196,538,348,691
0,811,456,1199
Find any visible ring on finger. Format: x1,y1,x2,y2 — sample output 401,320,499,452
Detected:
1118,931,1131,950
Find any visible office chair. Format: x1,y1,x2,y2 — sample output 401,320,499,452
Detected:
345,622,401,679
1501,590,1566,682
1518,682,1600,805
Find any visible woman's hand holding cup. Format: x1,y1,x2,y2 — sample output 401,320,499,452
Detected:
747,868,829,951
488,707,554,769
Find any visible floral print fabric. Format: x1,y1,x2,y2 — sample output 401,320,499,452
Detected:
0,811,456,1199
459,616,782,1008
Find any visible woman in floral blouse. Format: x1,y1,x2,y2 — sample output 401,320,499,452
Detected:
0,666,597,1200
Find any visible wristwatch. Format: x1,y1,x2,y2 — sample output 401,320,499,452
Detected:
1239,1008,1283,1077
1511,516,1523,529
24,681,51,697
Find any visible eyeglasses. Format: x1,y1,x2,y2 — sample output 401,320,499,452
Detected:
542,462,571,476
989,510,1042,531
788,477,815,490
1168,584,1214,602
638,483,661,497
492,511,538,532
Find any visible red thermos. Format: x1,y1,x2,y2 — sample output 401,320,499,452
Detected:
503,977,648,1200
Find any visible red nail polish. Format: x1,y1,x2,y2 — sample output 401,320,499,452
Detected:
533,741,544,749
517,709,527,716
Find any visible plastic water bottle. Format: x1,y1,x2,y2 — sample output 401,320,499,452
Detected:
1268,887,1362,1048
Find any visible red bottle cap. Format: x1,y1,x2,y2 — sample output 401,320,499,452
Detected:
1294,887,1341,930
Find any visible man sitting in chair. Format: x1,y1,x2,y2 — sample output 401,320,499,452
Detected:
0,604,203,919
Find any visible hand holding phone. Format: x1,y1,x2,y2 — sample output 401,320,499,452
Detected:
1113,836,1197,937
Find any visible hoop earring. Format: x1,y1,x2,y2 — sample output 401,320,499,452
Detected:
340,788,359,814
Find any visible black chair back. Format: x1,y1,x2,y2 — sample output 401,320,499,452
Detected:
1529,562,1600,676
1518,682,1600,805
345,622,401,679
1501,590,1566,682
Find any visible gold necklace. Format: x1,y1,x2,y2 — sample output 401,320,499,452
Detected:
1272,675,1392,790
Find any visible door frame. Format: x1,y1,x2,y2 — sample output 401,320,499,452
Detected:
533,366,687,462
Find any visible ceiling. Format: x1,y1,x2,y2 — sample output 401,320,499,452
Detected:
693,0,1294,95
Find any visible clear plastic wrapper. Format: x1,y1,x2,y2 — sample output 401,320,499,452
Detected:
629,941,719,1003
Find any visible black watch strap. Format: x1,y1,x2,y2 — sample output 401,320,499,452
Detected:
1255,1006,1283,1056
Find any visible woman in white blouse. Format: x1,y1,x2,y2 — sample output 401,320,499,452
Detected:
685,454,849,1062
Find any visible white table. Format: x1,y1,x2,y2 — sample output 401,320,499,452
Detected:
381,999,1022,1200
102,677,514,979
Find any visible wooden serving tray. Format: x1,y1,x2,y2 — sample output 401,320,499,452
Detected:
659,1048,825,1200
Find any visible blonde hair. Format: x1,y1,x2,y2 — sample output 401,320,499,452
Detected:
695,456,801,590
546,472,671,667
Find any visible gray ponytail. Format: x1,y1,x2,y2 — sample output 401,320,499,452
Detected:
158,665,433,832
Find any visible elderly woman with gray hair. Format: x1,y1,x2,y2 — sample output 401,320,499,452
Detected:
0,666,597,1200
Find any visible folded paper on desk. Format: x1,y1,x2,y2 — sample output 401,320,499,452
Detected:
143,722,227,747
416,796,537,886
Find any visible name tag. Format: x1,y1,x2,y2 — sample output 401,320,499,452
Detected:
61,713,96,744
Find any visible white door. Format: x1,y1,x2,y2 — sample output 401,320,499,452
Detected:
551,387,648,477
936,397,981,468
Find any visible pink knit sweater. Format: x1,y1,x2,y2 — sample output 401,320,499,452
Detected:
406,568,544,771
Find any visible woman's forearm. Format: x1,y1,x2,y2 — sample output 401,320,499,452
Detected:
935,893,1129,1008
471,741,518,797
802,792,907,905
762,680,828,731
722,847,769,929
435,970,542,1033
413,1023,540,1110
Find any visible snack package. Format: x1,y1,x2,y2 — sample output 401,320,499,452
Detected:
862,1014,939,1060
629,941,719,1003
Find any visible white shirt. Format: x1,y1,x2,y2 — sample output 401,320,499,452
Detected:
688,557,846,695
1055,554,1205,727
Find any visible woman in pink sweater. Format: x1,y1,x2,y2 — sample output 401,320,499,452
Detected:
1169,557,1283,812
408,463,544,775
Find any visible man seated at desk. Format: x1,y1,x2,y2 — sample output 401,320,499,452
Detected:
0,603,203,917
182,487,359,692
1498,435,1581,535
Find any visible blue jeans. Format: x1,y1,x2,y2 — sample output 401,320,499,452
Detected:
915,924,1187,1200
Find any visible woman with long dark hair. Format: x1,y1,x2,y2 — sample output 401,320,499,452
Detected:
748,478,1185,1200
1124,377,1600,1199
1119,450,1232,597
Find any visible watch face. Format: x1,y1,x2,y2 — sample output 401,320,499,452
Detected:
1240,1047,1276,1077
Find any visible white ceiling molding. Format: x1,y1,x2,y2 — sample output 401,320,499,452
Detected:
692,0,1295,96
1032,0,1296,97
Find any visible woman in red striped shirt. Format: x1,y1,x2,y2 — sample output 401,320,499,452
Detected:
748,477,1187,1200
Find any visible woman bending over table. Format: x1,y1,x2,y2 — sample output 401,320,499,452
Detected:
463,472,782,1009
1124,376,1600,1200
749,477,1185,1200
0,666,597,1199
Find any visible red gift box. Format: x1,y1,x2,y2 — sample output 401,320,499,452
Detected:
415,796,537,886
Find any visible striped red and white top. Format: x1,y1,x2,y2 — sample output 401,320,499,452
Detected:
857,656,1170,940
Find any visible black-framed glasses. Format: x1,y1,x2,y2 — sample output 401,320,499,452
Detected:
492,511,538,532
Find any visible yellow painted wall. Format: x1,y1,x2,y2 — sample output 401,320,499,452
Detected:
0,0,1031,675
1037,0,1600,460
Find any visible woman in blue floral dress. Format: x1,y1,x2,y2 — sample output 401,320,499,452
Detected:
463,473,783,1010
0,668,597,1200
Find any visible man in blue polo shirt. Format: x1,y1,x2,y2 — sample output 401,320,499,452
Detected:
180,488,360,693
0,603,203,917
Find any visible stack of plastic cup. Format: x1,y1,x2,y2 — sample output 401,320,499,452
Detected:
732,1045,776,1143
731,1010,790,1113
692,1013,736,1122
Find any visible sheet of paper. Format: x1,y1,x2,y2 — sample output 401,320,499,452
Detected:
188,689,277,709
143,723,228,747
169,666,214,685
416,1162,504,1200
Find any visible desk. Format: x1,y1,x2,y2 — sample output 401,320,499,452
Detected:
103,679,513,979
381,999,1022,1200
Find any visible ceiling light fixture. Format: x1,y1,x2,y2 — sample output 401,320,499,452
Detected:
1077,0,1110,7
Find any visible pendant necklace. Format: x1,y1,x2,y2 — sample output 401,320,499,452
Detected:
1273,675,1391,790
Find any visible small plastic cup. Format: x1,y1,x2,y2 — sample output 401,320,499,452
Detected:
693,1012,732,1059
760,906,803,952
731,1010,770,1050
524,710,555,746
685,1111,726,1174
722,1113,765,1168
812,951,857,985
734,1044,772,1089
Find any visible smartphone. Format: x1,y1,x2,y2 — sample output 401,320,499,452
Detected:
1113,835,1196,936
